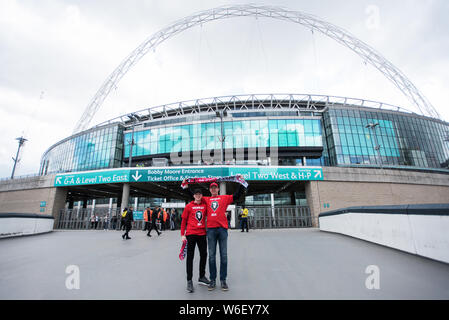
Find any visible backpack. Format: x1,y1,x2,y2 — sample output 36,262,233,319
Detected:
121,210,127,218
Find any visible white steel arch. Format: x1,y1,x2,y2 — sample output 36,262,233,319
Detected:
73,4,440,133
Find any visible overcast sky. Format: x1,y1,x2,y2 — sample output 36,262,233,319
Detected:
1,0,448,178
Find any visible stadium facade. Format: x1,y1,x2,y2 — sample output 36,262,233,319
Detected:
10,94,442,229
2,5,448,233
40,94,449,175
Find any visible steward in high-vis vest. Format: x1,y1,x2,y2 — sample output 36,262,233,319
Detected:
161,209,168,231
122,207,134,240
241,207,249,233
144,207,152,236
120,208,127,231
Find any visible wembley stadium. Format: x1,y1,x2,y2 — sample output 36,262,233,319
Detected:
2,5,449,231
34,93,449,230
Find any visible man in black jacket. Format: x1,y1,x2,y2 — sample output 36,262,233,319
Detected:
122,206,134,240
148,206,161,237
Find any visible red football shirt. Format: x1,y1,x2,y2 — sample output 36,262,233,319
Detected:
203,195,233,229
181,201,207,236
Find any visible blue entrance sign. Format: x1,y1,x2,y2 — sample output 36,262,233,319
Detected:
132,211,144,220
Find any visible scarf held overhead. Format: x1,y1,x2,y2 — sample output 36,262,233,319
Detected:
181,175,248,189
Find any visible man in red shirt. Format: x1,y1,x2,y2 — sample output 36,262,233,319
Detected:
181,188,211,293
202,179,246,291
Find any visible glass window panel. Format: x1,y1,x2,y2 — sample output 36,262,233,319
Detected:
304,120,313,132
269,120,278,130
287,132,297,146
279,133,288,147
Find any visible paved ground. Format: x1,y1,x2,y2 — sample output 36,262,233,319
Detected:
0,228,448,300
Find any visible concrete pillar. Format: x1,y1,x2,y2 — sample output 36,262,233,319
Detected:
51,188,68,229
305,181,321,228
134,197,138,210
121,183,130,213
108,198,113,218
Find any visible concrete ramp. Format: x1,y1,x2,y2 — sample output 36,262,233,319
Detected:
0,228,448,299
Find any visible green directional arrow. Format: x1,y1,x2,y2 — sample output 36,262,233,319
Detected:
313,169,323,179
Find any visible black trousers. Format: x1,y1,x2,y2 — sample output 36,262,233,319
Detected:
186,235,207,281
148,222,160,235
123,224,132,238
241,218,249,232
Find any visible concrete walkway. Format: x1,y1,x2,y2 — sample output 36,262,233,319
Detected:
0,228,448,300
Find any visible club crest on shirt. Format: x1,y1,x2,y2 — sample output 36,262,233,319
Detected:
211,201,219,211
195,210,203,223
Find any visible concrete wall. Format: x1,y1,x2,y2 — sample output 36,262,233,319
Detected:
319,205,449,264
306,167,449,227
0,175,67,225
0,214,55,238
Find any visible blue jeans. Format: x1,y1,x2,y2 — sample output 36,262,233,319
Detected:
207,227,228,281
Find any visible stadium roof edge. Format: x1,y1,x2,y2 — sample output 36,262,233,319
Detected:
90,93,426,129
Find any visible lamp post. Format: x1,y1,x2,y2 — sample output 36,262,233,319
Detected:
11,136,27,179
365,122,382,169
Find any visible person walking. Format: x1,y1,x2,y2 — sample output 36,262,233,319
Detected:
143,207,152,234
103,215,109,230
120,210,126,231
170,208,176,230
122,207,134,240
156,207,163,232
111,215,117,230
148,206,161,237
90,214,95,229
181,188,210,293
241,206,249,232
94,214,99,229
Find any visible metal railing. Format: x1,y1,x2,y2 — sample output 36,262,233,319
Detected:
56,205,312,230
54,208,181,231
236,206,312,229
56,208,120,230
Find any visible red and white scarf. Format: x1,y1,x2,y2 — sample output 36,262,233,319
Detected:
181,175,248,189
